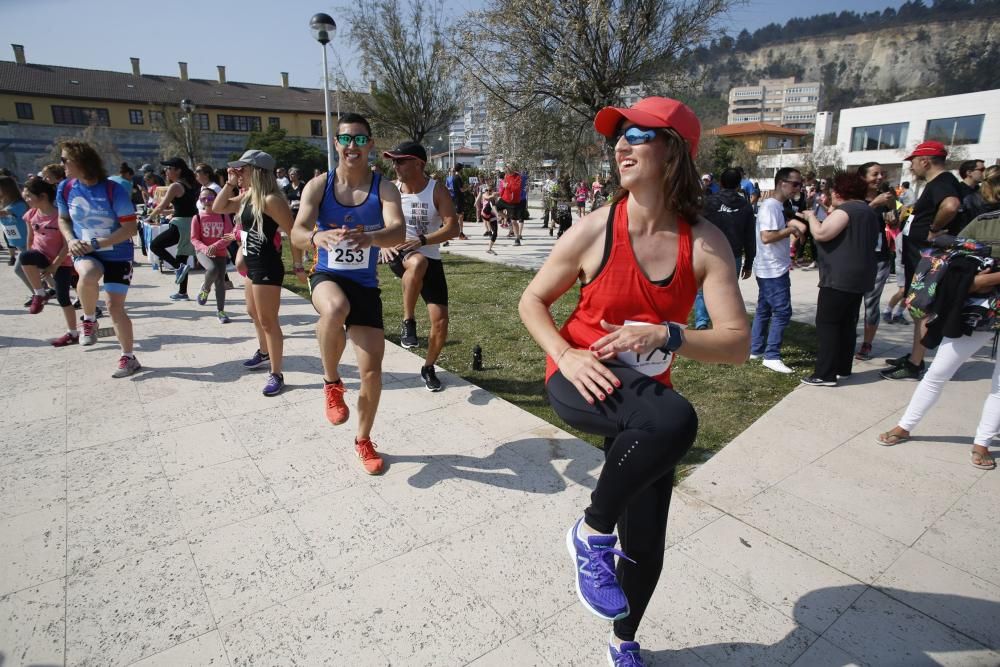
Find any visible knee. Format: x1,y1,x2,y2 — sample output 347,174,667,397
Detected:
406,255,428,277
359,367,382,387
317,307,347,328
646,399,698,446
108,302,128,319
429,311,448,332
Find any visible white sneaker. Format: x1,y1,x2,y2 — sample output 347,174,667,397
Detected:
749,354,761,360
762,358,794,374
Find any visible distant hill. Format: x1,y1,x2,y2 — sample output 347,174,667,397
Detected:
682,11,1000,128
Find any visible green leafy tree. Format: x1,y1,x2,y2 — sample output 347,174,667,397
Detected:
338,0,460,142
239,126,327,175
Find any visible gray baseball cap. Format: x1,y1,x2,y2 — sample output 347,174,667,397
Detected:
228,149,276,171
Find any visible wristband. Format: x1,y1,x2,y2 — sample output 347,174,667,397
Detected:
418,234,427,246
555,347,571,364
293,263,305,270
309,229,320,247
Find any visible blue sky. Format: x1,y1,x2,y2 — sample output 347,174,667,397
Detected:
1,0,905,90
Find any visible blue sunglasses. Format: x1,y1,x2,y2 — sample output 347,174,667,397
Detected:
618,127,659,145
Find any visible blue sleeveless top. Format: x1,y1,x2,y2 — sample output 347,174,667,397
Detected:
315,172,384,288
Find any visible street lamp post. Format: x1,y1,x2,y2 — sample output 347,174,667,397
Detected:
179,98,195,165
310,13,337,172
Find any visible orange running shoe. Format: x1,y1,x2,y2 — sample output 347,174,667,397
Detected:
355,437,384,475
324,381,349,425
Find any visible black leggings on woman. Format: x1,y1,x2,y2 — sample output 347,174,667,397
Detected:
149,224,189,293
485,217,498,243
547,363,698,641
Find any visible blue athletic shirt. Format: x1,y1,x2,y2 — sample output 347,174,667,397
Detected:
314,172,384,288
0,200,29,249
57,178,136,262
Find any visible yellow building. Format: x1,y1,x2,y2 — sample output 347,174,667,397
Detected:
709,122,810,153
0,44,345,175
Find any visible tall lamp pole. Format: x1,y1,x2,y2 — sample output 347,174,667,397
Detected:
310,13,337,172
179,98,195,165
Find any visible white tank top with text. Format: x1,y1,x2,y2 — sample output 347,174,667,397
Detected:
398,178,443,260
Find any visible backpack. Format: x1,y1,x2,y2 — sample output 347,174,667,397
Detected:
905,236,993,322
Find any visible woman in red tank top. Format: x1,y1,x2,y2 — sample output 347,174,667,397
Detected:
519,97,750,665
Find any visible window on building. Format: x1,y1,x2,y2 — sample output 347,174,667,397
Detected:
925,115,985,146
218,114,262,132
311,119,323,136
129,109,144,125
268,117,281,129
16,102,33,119
193,113,210,131
851,122,909,151
149,110,165,126
51,105,110,126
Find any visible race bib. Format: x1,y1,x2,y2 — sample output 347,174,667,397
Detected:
326,240,370,271
615,320,680,377
2,223,20,241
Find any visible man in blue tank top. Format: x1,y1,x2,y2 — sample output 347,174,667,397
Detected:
379,141,459,391
292,113,406,476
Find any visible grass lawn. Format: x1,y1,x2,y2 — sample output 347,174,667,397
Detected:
283,249,817,473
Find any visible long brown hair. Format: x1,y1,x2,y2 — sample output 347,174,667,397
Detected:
611,128,703,223
981,165,1000,205
60,140,107,181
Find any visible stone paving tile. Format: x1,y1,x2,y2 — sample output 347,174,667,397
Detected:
252,438,359,506
0,415,66,466
189,509,331,626
0,505,65,596
732,486,909,584
466,633,550,666
789,637,862,666
875,548,1000,651
219,582,389,665
149,416,248,478
67,476,185,576
288,481,422,577
677,515,865,635
66,541,215,667
913,498,1000,590
167,457,281,535
820,587,1000,666
0,578,65,667
129,630,229,666
642,549,818,666
66,436,163,501
0,452,66,520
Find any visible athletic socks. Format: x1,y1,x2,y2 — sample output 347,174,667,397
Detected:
34,288,46,296
324,378,343,386
83,314,96,322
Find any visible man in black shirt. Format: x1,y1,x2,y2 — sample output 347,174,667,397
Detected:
693,168,756,328
957,159,985,200
882,140,961,381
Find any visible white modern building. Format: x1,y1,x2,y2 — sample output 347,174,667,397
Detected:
728,78,822,130
836,88,1000,182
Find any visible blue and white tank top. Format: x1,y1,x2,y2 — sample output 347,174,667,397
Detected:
315,172,384,288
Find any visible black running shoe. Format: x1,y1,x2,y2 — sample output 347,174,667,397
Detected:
881,361,924,381
884,354,909,368
800,376,837,387
400,318,418,348
421,365,443,392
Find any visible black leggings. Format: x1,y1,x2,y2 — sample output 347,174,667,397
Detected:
19,251,74,307
813,287,863,381
149,224,189,292
547,364,698,641
485,217,498,242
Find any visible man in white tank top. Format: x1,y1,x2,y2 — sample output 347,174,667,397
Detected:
380,141,459,391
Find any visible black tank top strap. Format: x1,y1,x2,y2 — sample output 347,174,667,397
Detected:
581,200,620,287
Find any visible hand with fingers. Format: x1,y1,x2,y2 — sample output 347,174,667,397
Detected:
556,347,621,405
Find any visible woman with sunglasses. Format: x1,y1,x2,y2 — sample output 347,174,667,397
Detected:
519,98,749,666
148,157,199,299
214,150,303,396
190,187,235,323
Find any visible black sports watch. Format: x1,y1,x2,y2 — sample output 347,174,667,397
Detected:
418,234,427,246
658,322,684,355
90,237,101,250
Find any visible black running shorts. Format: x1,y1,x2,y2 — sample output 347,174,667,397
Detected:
388,253,448,307
309,271,384,329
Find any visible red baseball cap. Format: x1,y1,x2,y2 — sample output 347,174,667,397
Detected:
594,97,701,158
904,140,948,161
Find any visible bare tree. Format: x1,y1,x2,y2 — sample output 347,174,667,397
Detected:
338,0,460,143
40,119,123,172
460,0,738,179
150,104,206,164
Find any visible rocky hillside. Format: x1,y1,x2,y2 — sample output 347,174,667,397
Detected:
687,17,1000,124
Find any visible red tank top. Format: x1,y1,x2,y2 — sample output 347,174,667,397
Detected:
544,197,697,388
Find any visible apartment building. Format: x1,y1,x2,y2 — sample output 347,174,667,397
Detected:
728,77,821,131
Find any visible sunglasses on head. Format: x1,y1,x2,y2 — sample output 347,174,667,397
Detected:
336,133,370,147
617,126,659,146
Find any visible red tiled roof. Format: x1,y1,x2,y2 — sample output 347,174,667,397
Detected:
0,60,333,113
710,122,810,137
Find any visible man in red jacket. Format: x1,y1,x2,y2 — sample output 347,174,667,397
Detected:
498,165,524,246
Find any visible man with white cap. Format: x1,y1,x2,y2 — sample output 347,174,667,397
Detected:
380,140,459,391
291,113,405,475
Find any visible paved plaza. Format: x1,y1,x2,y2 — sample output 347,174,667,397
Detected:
2,214,1000,666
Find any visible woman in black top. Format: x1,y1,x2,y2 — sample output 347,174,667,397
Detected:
148,157,199,299
801,172,880,386
855,163,897,360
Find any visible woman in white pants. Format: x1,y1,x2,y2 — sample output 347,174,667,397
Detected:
876,200,1000,469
